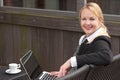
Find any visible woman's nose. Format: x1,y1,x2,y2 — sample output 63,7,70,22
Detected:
86,20,91,25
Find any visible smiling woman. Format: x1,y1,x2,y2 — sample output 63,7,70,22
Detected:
80,8,101,36
50,2,113,78
79,2,108,37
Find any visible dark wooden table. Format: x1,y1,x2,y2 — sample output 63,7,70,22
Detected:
0,66,29,80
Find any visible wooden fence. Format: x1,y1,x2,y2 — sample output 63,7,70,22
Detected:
0,7,120,71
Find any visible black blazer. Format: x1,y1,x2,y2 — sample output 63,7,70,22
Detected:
74,36,113,68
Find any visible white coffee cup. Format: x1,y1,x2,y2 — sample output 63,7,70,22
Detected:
9,63,21,72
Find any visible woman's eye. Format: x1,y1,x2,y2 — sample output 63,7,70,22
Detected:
81,18,86,20
90,18,95,20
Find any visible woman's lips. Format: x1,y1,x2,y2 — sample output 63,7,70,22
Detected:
84,26,92,30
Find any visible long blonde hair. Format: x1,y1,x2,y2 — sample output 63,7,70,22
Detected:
79,2,110,37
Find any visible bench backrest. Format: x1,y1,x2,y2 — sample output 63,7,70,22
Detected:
86,54,120,80
57,64,90,80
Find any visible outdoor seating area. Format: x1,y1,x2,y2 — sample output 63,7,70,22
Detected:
58,54,120,80
7,53,120,80
0,0,120,80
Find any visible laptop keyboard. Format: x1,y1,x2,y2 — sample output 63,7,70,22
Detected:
39,71,57,80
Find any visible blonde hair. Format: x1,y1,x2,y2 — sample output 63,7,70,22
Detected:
79,2,109,37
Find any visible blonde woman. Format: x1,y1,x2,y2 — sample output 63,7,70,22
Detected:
51,2,113,78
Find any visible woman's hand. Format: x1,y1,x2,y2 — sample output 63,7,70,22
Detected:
50,59,71,78
50,71,59,77
58,59,71,77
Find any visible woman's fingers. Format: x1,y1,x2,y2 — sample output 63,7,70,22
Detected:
50,71,59,76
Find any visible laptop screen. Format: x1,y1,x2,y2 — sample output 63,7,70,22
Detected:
20,50,43,80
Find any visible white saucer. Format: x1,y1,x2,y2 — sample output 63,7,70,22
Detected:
5,69,21,74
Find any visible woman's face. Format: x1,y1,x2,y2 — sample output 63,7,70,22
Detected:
80,8,101,36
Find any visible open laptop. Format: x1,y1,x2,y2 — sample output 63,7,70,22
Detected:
20,50,57,80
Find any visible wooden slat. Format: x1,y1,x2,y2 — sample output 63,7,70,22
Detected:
111,37,120,55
